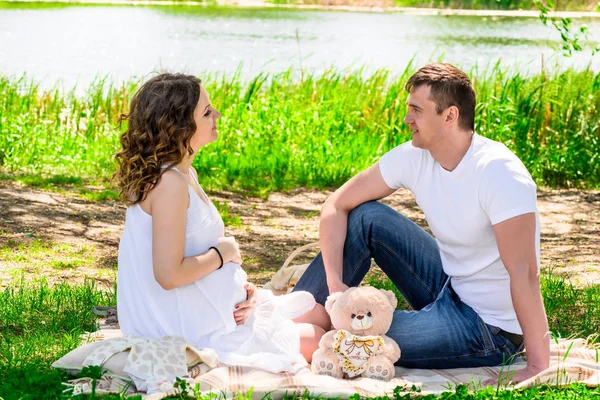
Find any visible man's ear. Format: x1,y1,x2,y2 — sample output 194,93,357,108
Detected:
445,105,459,126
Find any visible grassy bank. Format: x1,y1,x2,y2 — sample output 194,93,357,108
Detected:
0,273,598,399
2,0,598,11
271,0,600,12
1,65,599,196
389,0,599,11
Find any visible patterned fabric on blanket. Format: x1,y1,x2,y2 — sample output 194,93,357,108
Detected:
69,328,599,399
82,335,219,394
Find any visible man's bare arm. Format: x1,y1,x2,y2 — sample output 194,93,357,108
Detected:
320,163,395,293
493,213,550,383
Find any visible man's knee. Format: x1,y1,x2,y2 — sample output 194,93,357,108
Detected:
348,201,390,225
347,201,399,235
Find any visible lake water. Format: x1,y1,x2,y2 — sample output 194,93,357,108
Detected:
2,2,600,89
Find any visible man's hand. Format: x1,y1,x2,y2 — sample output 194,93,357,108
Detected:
320,164,394,298
234,283,257,325
484,364,546,387
327,280,349,294
493,213,550,381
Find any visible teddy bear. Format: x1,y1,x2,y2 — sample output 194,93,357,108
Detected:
311,286,401,381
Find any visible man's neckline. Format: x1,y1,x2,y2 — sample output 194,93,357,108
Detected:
436,133,477,178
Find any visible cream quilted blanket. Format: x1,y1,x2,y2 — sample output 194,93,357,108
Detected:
67,328,599,399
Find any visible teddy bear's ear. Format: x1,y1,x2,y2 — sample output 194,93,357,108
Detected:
324,292,344,314
381,289,398,309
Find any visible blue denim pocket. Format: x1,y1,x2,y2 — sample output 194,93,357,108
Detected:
486,323,524,362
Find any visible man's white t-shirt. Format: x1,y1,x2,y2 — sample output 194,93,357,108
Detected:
378,133,540,334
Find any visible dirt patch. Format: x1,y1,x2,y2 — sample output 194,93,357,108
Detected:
0,179,598,289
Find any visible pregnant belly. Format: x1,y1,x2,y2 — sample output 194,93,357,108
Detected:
229,263,248,307
189,261,250,332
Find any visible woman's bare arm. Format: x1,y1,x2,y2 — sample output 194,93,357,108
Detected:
149,170,240,290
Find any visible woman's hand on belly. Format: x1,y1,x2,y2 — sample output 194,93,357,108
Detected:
233,283,257,325
217,236,243,265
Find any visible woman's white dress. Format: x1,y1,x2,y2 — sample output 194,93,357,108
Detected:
117,167,316,373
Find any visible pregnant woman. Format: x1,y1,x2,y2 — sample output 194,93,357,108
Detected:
113,73,330,372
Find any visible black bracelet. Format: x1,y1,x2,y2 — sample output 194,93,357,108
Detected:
210,246,223,269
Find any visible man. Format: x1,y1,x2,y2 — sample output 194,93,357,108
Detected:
294,63,549,383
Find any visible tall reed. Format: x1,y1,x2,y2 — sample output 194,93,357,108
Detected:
1,64,598,193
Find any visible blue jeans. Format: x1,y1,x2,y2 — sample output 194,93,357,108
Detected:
293,201,524,369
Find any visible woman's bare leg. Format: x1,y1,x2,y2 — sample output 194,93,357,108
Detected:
293,303,331,331
296,323,326,363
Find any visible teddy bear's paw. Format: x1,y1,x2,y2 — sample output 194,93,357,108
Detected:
311,359,343,378
364,360,394,381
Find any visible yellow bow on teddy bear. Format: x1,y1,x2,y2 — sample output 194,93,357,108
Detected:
333,330,384,377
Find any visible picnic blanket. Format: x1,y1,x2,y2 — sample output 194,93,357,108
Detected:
66,327,599,399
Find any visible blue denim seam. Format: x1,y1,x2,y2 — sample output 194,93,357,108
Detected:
478,317,496,351
497,345,518,366
400,323,502,362
487,324,523,355
436,278,451,301
499,335,515,352
373,239,437,301
347,251,371,286
406,348,500,362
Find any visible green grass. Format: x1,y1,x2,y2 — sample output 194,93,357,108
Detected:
542,269,600,338
0,172,125,203
78,188,120,202
390,383,599,398
268,0,600,11
10,174,83,187
212,200,243,227
366,272,412,310
1,65,599,196
0,277,116,400
0,239,96,271
389,0,600,11
0,272,598,399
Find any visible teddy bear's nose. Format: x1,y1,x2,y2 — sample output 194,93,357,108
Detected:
356,315,364,320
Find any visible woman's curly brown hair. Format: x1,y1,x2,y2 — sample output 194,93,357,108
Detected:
114,73,202,205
